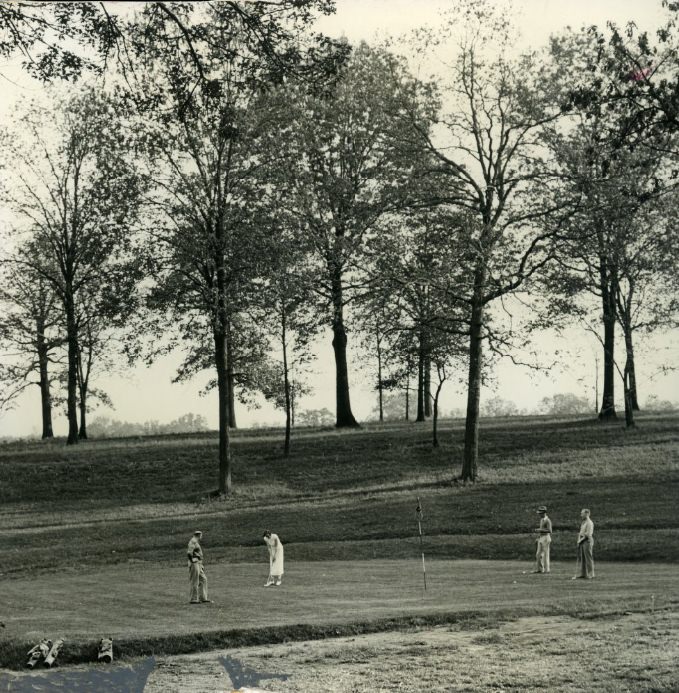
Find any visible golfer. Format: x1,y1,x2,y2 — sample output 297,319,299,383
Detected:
187,530,212,603
263,530,284,586
572,509,595,579
532,505,552,574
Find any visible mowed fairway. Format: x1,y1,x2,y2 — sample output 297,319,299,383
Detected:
1,412,678,686
3,560,679,640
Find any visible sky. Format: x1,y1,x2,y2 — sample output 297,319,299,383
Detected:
0,0,677,437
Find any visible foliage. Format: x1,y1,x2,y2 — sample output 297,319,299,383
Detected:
263,42,425,425
88,413,210,438
538,393,592,416
126,0,348,487
0,255,62,413
644,394,677,411
561,5,679,153
0,2,121,80
296,408,335,427
481,397,520,417
369,391,407,422
0,86,145,441
396,0,573,479
541,27,679,422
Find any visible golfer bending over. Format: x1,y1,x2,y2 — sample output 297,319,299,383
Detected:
263,530,284,586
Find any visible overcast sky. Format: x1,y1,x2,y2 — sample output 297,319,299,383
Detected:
1,1,677,437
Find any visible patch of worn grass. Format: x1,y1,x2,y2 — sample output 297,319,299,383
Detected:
137,609,679,692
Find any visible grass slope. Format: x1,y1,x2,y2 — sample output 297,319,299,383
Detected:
0,412,677,671
0,413,677,575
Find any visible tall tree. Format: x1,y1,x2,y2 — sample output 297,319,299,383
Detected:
0,250,62,437
134,1,344,493
398,7,568,480
72,269,139,439
614,190,679,410
365,209,469,435
141,94,267,494
1,88,144,444
268,43,420,427
543,27,678,417
254,212,319,457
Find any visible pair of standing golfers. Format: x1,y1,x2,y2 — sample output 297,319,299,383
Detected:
186,529,285,603
533,507,595,579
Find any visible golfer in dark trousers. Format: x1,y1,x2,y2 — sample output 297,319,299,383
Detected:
187,530,212,603
572,509,595,579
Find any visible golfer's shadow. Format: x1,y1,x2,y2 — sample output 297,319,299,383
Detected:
219,654,289,689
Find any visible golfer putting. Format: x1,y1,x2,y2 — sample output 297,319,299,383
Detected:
263,530,284,586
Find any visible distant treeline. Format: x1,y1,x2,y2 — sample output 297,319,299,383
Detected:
88,413,209,438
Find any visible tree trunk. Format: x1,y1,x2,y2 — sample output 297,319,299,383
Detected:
76,346,89,440
597,248,617,420
432,374,444,449
424,353,432,418
621,319,640,411
35,316,53,439
78,391,88,440
461,283,485,482
598,287,617,419
330,266,359,428
376,328,384,423
214,326,232,494
416,331,426,422
226,323,237,429
282,307,291,458
214,231,232,494
227,369,236,428
64,292,79,445
404,359,411,421
623,370,635,429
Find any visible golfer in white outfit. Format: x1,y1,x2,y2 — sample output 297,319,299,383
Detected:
263,530,284,586
533,505,552,573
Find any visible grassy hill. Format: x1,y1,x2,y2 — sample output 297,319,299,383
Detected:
1,412,677,575
1,412,678,673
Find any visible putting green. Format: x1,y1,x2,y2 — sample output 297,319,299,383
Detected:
2,559,677,642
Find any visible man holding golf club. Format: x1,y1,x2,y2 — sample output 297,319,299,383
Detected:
187,530,212,603
572,508,595,579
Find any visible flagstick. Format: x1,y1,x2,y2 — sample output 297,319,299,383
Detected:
416,496,427,591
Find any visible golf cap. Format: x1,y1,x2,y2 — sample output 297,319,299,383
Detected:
536,506,547,513
194,530,202,535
